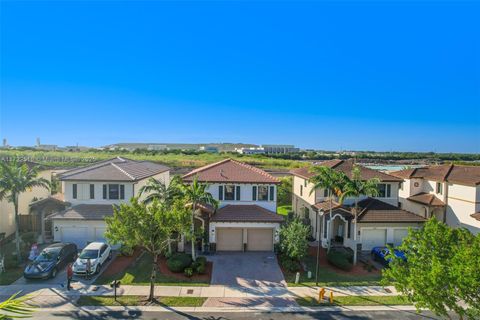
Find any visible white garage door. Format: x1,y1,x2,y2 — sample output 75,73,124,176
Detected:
362,229,386,250
94,227,107,242
60,227,88,249
247,228,273,251
216,228,243,251
393,229,409,246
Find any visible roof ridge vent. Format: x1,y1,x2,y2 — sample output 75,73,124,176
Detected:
111,162,135,180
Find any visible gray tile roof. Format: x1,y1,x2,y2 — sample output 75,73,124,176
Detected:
59,157,169,182
47,204,116,220
357,198,426,223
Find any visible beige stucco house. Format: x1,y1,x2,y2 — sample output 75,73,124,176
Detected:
291,159,426,255
0,162,53,239
391,164,480,235
46,157,170,248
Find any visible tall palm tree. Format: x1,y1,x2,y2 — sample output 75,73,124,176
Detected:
181,177,217,261
0,160,50,264
138,175,182,205
308,166,347,251
339,166,380,264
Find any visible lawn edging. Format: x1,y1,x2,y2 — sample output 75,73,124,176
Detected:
77,295,207,307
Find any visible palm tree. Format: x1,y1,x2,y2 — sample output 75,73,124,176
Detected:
339,166,380,264
0,160,50,264
138,175,182,205
308,166,347,251
180,177,217,261
0,291,34,319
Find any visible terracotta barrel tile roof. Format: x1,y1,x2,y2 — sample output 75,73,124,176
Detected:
407,192,445,207
391,164,480,186
290,159,402,182
356,198,426,223
59,157,170,182
183,159,279,184
47,204,116,220
312,200,342,212
211,205,284,223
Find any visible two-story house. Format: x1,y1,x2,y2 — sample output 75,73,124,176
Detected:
291,159,425,253
391,164,480,235
181,159,283,252
47,157,170,248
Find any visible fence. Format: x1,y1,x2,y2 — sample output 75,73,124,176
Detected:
18,214,41,233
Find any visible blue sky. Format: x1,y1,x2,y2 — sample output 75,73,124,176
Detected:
0,1,479,152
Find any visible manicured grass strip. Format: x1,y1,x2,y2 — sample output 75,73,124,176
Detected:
0,267,23,285
277,205,292,216
296,295,410,306
284,256,382,287
77,296,207,307
94,253,209,286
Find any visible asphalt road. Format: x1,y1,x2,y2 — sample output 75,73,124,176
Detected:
32,310,450,320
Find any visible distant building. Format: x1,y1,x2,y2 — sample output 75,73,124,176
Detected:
147,144,168,151
199,146,219,153
261,144,299,154
236,147,265,155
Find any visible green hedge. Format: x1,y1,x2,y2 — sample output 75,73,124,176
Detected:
166,253,192,273
327,250,353,271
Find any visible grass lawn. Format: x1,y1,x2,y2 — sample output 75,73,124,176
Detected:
296,295,410,306
95,253,209,286
277,205,292,216
285,256,382,287
0,266,23,285
77,295,207,307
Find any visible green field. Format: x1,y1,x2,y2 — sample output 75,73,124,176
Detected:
0,149,304,170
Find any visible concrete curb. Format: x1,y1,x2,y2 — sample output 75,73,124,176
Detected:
37,304,419,313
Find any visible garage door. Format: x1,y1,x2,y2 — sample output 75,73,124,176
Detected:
393,229,409,246
247,228,273,251
216,228,243,251
94,227,107,242
60,227,88,249
362,229,386,250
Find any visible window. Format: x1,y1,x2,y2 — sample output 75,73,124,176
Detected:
120,185,125,199
300,185,303,196
90,184,95,199
224,185,235,200
377,184,391,198
324,189,329,197
303,207,309,219
218,186,223,200
252,186,257,201
436,182,443,195
72,184,77,199
257,185,269,201
109,184,119,199
269,186,274,201
398,202,402,209
103,184,107,199
236,186,241,201
347,221,351,238
399,182,403,190
304,179,307,187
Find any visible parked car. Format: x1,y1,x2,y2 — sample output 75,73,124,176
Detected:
371,246,407,265
24,243,77,279
73,242,112,275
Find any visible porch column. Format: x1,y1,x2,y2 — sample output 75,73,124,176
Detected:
40,208,46,244
178,234,185,252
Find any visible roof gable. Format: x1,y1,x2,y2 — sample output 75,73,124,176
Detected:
182,159,279,184
391,164,480,186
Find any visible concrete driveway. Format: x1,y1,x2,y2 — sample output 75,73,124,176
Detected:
208,252,286,288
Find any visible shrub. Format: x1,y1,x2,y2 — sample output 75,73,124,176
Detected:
327,250,353,271
196,264,206,274
196,256,207,265
279,218,309,261
167,253,192,273
120,245,134,257
279,255,300,272
21,232,38,247
184,267,193,277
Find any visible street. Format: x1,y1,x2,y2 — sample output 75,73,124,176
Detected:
32,310,448,320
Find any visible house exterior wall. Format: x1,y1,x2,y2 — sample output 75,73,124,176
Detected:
209,222,280,244
0,170,52,237
61,171,170,206
205,183,277,212
445,183,479,234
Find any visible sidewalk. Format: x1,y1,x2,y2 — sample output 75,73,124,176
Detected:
0,283,398,299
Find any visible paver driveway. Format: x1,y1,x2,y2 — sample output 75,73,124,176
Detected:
209,252,286,288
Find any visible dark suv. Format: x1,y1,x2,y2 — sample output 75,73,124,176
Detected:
24,243,78,279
